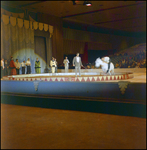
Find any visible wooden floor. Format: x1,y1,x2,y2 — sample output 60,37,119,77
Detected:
1,104,146,149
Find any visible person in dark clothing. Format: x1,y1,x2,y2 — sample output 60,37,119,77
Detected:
4,59,9,76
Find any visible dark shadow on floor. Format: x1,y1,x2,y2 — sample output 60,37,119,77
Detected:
1,94,146,118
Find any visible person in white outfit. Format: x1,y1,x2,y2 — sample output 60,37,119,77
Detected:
15,59,21,75
26,58,31,74
63,57,70,73
50,57,56,73
101,56,110,63
21,60,26,74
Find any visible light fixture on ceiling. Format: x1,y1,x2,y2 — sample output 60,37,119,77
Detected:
72,0,76,5
83,1,92,6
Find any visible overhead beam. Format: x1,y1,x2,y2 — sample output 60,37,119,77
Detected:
62,2,145,18
18,1,47,8
94,16,146,24
120,25,146,29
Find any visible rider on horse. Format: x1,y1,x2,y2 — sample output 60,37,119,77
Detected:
101,56,110,64
101,56,111,74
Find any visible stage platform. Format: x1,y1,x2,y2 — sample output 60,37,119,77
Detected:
1,68,146,118
2,72,134,82
2,68,145,82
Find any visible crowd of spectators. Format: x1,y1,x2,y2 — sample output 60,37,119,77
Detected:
82,49,146,69
112,50,146,68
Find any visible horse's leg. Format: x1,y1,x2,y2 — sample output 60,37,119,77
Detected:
111,69,114,75
104,72,108,76
108,71,111,75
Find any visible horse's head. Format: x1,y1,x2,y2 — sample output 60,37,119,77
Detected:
95,57,102,68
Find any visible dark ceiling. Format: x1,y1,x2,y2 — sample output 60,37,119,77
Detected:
1,1,146,32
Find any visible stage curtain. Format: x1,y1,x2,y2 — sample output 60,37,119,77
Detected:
34,36,47,73
1,15,53,74
46,37,52,66
88,42,112,50
63,39,85,55
81,42,88,64
1,16,35,73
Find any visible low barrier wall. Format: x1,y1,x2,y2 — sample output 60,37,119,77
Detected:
1,68,146,118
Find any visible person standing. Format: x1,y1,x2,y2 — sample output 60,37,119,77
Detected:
21,60,26,74
35,58,41,73
9,56,17,75
15,59,21,75
54,58,58,73
1,58,4,78
4,59,9,76
73,53,83,77
50,57,56,73
26,58,31,74
63,57,70,73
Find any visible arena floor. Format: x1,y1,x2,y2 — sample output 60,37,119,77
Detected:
3,68,146,83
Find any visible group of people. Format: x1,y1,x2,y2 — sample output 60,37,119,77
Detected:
62,53,83,76
59,53,111,76
49,54,83,76
1,49,145,79
1,57,41,78
47,53,84,76
47,54,108,76
1,53,88,78
113,50,146,68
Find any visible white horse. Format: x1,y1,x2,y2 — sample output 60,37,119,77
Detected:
95,57,114,75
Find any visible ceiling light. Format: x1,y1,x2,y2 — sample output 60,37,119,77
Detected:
72,0,76,5
83,1,92,6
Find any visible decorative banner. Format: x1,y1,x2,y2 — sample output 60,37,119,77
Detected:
33,22,38,30
29,15,36,22
2,15,9,25
11,12,19,18
18,13,24,19
24,20,29,29
4,9,12,16
17,18,23,28
30,21,33,30
1,8,5,14
10,16,16,26
118,81,130,94
49,25,53,38
44,24,48,31
39,23,43,31
1,14,53,36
